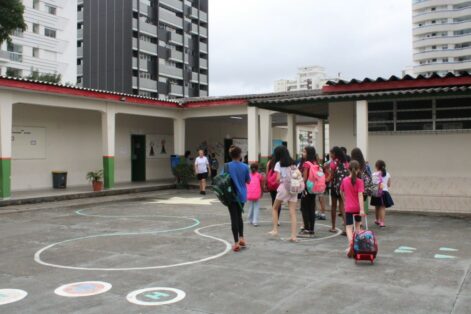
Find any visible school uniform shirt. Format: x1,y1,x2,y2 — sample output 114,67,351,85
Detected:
380,172,391,192
226,161,251,203
340,177,364,213
194,156,209,174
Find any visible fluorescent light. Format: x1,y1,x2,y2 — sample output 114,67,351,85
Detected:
230,116,243,120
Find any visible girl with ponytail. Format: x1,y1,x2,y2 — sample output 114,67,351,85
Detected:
370,160,394,227
340,160,364,258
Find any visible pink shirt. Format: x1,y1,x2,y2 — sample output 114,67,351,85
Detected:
246,172,263,201
340,177,364,213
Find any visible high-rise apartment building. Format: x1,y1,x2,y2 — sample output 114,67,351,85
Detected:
274,66,339,92
413,0,471,76
77,0,208,99
0,0,77,84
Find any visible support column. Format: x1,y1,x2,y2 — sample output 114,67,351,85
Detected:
287,114,296,158
0,98,13,199
173,117,186,156
247,106,259,163
317,119,325,159
356,100,368,159
259,109,272,166
101,106,115,189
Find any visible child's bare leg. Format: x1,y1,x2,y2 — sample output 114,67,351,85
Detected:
288,201,298,240
270,199,282,234
330,195,338,231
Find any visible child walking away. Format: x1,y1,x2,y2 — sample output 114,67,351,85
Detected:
268,146,304,242
266,155,282,224
340,160,365,258
247,163,264,226
195,149,210,195
370,160,394,228
217,146,250,252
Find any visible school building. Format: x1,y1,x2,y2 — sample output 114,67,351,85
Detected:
0,73,470,214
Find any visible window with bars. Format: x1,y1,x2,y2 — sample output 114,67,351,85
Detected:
368,98,471,132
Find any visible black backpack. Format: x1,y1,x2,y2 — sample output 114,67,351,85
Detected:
212,164,242,210
333,162,350,195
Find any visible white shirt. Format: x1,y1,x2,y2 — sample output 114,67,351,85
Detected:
195,156,209,174
274,161,288,182
375,171,391,192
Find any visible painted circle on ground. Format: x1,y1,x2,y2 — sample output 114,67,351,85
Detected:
54,281,112,297
0,289,27,305
34,223,232,271
126,287,186,306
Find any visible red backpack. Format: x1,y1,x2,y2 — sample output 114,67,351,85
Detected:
305,161,326,194
266,168,279,191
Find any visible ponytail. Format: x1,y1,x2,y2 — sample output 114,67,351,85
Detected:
381,165,387,177
351,169,357,186
375,160,387,177
349,160,360,186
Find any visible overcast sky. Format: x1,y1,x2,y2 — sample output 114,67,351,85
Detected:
208,0,412,96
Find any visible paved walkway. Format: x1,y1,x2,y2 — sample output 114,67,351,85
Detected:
0,191,470,313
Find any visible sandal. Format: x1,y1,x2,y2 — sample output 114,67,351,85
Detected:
341,231,347,236
232,244,240,252
239,239,246,247
288,238,299,243
329,228,337,233
268,230,278,236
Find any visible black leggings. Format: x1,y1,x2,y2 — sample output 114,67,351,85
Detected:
270,190,282,219
228,202,244,243
301,193,317,232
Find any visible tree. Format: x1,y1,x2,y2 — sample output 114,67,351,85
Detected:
0,0,27,45
27,70,62,83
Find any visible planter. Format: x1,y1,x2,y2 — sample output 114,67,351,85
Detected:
92,180,103,192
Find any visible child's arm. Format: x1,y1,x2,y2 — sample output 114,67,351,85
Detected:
359,192,365,215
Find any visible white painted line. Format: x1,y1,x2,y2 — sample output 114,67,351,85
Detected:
439,247,458,252
54,281,112,297
126,287,186,306
434,254,457,259
34,223,231,271
394,249,414,254
397,246,416,251
0,289,27,306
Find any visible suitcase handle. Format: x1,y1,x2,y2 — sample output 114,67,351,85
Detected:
353,214,368,231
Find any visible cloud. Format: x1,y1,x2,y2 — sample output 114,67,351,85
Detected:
208,0,412,96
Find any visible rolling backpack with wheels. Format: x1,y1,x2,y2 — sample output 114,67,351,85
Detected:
351,214,378,264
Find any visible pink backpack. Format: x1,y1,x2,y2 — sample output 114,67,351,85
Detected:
305,161,326,195
266,168,279,191
247,173,262,201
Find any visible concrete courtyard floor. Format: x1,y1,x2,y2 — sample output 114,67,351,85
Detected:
0,190,470,314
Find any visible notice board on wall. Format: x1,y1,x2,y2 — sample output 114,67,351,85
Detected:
12,126,46,160
146,134,174,159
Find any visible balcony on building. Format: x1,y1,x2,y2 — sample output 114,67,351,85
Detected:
77,46,83,58
200,26,208,38
169,31,183,45
77,28,83,39
132,38,158,56
132,57,149,71
159,64,183,79
200,58,208,68
160,7,183,28
169,83,183,96
191,71,198,82
169,49,183,62
0,50,9,62
132,18,158,37
78,10,83,22
200,42,208,53
132,77,158,91
77,65,83,76
160,0,183,12
200,74,208,84
132,0,152,16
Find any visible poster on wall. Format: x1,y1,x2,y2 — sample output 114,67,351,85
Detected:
12,126,46,160
232,138,248,160
146,134,174,159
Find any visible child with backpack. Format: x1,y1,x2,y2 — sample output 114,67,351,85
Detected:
340,160,365,257
299,146,325,236
329,146,349,235
268,146,304,242
266,155,282,224
223,145,251,252
370,160,394,228
246,163,264,226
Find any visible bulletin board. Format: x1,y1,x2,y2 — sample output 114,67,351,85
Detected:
12,126,47,160
146,134,174,159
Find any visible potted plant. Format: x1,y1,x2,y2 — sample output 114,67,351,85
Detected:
172,162,194,189
86,170,104,192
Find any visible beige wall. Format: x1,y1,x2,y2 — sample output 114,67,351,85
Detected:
115,114,174,183
12,104,102,190
328,101,356,151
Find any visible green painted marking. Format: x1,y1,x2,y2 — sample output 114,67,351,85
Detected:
434,254,456,259
0,159,11,199
439,247,458,252
145,292,169,300
398,246,416,251
103,156,115,189
394,249,414,254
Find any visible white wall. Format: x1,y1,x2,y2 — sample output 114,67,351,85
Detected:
12,104,102,190
328,101,356,150
115,114,174,183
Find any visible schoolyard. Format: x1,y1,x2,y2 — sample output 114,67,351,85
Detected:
0,190,470,313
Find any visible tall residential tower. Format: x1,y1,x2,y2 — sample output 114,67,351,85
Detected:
77,0,208,99
0,0,77,84
413,0,471,76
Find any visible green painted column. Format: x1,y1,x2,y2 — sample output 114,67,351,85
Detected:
0,159,11,199
103,156,115,189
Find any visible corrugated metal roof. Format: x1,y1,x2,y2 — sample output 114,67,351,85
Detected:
0,75,182,105
249,85,471,105
182,89,323,103
326,71,471,86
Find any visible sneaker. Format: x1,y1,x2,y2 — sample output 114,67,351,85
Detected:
253,224,259,227
318,214,327,220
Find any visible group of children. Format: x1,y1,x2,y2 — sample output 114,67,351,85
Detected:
220,144,394,254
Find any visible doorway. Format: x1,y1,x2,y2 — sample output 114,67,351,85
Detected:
131,135,146,182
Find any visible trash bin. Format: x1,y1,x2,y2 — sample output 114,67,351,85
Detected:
170,155,181,170
52,171,67,189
